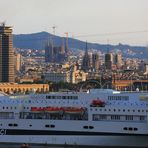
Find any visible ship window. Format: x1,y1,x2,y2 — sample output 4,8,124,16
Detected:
8,123,18,127
45,124,55,128
8,124,13,126
140,116,146,121
52,96,56,99
108,96,129,101
29,125,32,127
46,96,51,99
89,126,94,129
123,127,127,130
83,126,88,129
14,124,18,127
138,110,140,112
57,96,61,99
134,128,138,131
126,115,133,120
129,127,133,131
111,115,120,120
62,96,66,99
51,125,55,128
99,115,107,120
133,110,135,112
6,107,8,109
45,125,49,128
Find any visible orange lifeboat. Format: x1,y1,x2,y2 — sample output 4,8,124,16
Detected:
45,107,63,114
31,107,44,113
64,107,85,114
91,99,105,107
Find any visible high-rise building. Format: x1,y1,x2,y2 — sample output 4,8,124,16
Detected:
114,53,122,67
0,24,14,82
105,53,113,70
92,53,99,72
81,42,91,72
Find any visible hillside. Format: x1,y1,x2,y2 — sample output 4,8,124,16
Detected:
13,31,148,59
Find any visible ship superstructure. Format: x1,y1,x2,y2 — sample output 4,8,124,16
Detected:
0,89,148,147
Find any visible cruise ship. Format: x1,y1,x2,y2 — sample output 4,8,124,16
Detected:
0,89,148,147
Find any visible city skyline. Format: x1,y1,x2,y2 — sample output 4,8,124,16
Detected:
0,0,148,45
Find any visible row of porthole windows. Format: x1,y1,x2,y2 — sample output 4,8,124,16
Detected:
2,107,17,110
83,126,94,129
45,124,55,128
8,123,18,127
0,106,31,110
91,108,148,113
7,123,55,128
123,127,138,131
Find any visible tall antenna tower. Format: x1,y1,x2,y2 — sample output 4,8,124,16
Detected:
52,26,57,35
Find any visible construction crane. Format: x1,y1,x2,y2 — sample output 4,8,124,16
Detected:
64,32,69,52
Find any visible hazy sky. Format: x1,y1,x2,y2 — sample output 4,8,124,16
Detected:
0,0,148,45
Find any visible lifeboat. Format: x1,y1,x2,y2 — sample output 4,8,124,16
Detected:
91,99,105,107
45,107,63,114
64,107,85,114
31,107,44,113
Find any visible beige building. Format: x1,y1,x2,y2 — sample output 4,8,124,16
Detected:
115,53,122,68
71,70,87,84
15,53,22,72
0,83,49,94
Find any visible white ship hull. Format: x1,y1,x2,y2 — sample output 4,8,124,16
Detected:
0,89,148,147
0,135,148,147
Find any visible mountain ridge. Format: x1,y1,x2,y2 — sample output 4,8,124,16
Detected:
13,31,148,59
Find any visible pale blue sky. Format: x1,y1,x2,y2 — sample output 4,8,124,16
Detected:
0,0,148,45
